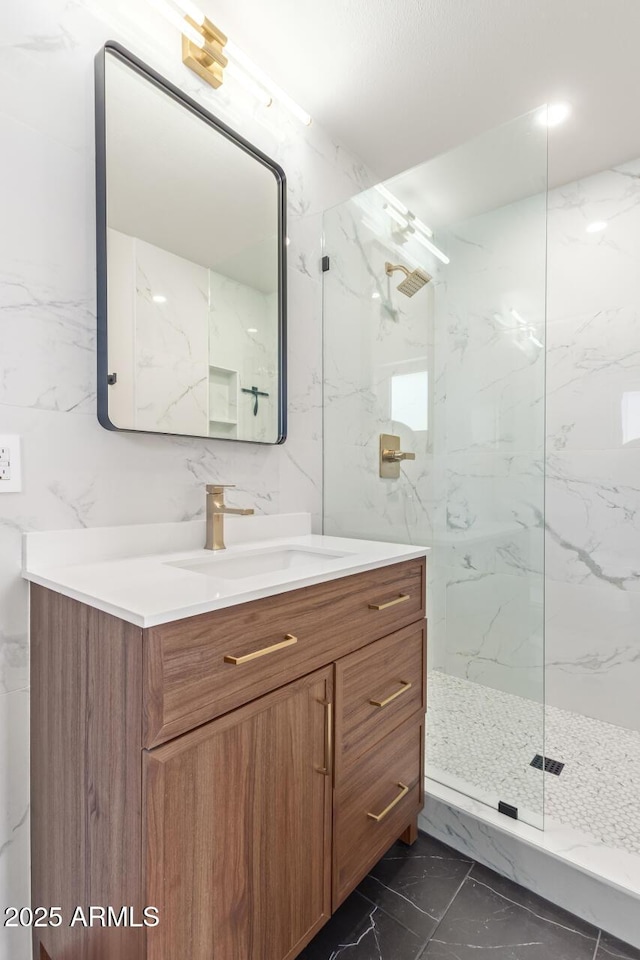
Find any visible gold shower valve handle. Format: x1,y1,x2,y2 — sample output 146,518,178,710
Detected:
379,433,416,478
382,448,416,463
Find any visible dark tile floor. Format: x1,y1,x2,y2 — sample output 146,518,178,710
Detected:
299,832,640,960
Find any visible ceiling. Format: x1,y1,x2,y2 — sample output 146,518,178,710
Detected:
201,0,640,187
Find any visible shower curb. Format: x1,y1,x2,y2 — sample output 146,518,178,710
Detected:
421,777,640,949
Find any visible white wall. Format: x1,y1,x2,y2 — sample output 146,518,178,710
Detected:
0,1,374,956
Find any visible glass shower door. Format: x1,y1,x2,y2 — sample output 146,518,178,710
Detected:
323,111,547,828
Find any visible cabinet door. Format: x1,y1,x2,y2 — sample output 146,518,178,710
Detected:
144,666,333,960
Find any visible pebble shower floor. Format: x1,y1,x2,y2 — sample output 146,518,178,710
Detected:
427,671,640,855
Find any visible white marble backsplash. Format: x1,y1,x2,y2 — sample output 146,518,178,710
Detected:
0,0,376,954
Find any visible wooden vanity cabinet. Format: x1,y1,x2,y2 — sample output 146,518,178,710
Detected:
30,556,426,960
144,668,333,960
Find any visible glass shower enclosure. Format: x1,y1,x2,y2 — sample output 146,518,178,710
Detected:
323,112,547,828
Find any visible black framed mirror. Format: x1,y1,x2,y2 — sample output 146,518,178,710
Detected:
95,42,287,443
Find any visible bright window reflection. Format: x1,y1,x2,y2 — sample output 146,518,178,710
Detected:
391,371,429,431
622,391,640,444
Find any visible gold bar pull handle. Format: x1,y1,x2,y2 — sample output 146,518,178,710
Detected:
224,633,297,665
316,700,333,777
367,782,410,822
368,593,410,611
369,680,412,708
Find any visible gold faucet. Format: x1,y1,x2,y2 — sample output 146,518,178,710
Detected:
205,484,254,551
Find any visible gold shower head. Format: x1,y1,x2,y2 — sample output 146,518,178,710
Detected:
385,261,431,297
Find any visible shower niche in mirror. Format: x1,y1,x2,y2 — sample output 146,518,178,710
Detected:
95,43,286,443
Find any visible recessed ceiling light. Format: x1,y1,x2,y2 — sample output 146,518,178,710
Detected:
586,221,607,233
537,102,571,127
152,294,167,303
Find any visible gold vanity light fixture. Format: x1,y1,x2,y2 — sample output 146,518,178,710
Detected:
148,0,312,123
181,10,228,90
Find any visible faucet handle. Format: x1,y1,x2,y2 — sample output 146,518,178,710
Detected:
206,483,235,494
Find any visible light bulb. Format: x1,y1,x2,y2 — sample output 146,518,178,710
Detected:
411,231,450,265
384,205,409,230
147,0,205,47
537,102,571,127
375,184,409,217
170,0,206,26
225,40,311,125
225,62,272,106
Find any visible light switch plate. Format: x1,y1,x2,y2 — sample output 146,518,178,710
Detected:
0,435,22,492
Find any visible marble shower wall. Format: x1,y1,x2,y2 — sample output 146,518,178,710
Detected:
208,272,278,442
133,237,210,435
432,192,547,704
322,195,436,548
0,1,374,955
545,157,640,732
323,186,547,705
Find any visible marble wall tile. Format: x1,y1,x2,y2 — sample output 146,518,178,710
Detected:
545,578,640,728
134,239,209,435
322,196,435,549
0,689,30,960
323,175,546,721
0,526,28,697
431,201,545,705
0,113,95,415
442,571,543,701
546,450,640,591
545,158,640,731
209,272,278,442
0,0,377,949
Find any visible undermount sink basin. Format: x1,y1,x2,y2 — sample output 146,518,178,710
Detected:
167,545,349,581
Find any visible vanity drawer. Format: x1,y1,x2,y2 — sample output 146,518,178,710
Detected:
333,718,423,907
335,622,425,775
144,557,425,746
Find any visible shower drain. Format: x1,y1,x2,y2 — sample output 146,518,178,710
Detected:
531,753,565,776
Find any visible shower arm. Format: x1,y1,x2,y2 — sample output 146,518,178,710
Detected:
385,262,411,279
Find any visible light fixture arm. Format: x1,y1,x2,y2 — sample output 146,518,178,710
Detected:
148,0,312,122
181,13,228,88
385,262,411,279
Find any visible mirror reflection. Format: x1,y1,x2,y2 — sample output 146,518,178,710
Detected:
98,46,285,443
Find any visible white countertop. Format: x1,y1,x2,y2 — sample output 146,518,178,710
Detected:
22,513,428,627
